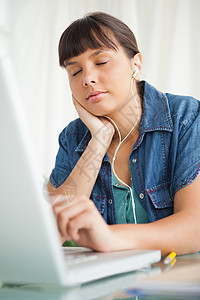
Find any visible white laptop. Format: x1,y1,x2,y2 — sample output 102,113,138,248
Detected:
0,53,161,287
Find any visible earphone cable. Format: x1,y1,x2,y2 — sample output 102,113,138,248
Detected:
104,77,140,223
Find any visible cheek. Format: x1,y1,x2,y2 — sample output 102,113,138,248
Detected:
109,64,132,84
69,81,76,95
110,72,131,94
69,81,83,100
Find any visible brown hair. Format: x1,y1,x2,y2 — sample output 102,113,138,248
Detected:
58,11,140,67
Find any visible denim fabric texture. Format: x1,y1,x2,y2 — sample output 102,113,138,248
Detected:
49,81,200,224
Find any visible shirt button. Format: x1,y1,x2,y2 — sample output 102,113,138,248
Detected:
115,183,119,186
132,158,137,164
139,193,144,199
108,199,112,204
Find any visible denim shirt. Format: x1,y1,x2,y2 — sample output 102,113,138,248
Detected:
49,81,200,225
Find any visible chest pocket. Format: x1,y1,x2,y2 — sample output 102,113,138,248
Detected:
146,182,173,220
90,192,106,215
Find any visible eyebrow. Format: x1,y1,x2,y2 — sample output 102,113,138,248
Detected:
65,49,110,67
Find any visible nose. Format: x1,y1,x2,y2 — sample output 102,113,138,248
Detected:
82,70,97,87
83,79,96,87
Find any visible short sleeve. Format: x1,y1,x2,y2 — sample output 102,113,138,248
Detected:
49,130,71,188
172,109,200,196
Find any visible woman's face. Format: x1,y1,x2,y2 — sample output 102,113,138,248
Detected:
65,42,139,117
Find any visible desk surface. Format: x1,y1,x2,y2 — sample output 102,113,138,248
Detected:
0,253,200,300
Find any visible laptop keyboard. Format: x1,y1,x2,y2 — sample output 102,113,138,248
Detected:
63,250,98,266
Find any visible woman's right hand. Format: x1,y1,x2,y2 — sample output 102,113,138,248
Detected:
47,96,116,209
72,95,115,147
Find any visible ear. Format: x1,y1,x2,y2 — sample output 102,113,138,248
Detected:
131,53,142,80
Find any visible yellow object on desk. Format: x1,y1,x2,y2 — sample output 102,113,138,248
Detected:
163,251,176,264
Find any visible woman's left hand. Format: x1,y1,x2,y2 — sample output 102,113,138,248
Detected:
53,199,113,252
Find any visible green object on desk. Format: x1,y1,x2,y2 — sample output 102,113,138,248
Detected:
62,240,79,247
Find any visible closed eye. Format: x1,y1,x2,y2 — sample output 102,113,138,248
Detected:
96,62,107,66
72,70,81,77
72,62,107,76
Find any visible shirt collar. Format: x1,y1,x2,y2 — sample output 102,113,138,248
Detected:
140,81,173,134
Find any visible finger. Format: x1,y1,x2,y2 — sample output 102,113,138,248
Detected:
53,206,68,239
53,203,73,238
53,205,65,224
52,195,74,225
72,94,95,120
67,210,94,241
57,209,82,239
60,234,66,244
72,94,84,111
53,198,90,237
67,210,109,251
51,204,69,243
57,200,94,237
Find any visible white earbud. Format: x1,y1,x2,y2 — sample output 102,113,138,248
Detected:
132,66,139,79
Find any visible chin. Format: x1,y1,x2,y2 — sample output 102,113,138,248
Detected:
87,104,116,117
91,110,112,117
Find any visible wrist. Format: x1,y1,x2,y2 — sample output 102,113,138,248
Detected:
91,122,114,147
108,224,137,251
89,135,110,154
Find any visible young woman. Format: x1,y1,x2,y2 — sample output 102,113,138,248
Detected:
47,12,200,255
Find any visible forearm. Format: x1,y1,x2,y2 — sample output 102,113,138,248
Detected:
52,175,200,254
108,211,200,256
65,137,108,198
48,136,108,201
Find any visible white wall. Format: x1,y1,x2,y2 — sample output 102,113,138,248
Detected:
1,0,200,177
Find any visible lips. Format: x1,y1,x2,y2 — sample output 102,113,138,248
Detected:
86,91,107,102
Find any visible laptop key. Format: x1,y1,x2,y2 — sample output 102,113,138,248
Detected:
64,253,98,265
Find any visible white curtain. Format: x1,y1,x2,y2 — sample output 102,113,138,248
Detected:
1,0,200,177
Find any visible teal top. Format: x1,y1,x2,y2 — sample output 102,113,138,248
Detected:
112,173,148,224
